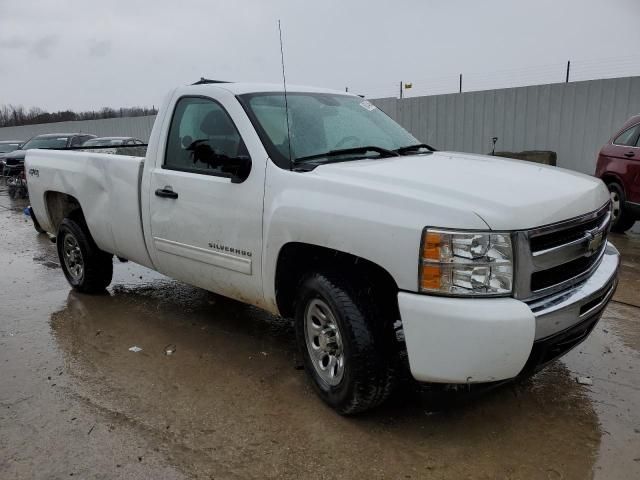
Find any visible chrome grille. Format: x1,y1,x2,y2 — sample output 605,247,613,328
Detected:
513,203,611,300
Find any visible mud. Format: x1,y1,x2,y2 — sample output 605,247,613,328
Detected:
1,190,639,479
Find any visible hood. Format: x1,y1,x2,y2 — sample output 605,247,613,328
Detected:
311,151,609,230
3,149,26,161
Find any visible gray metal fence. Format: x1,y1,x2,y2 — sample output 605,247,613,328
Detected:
372,76,640,175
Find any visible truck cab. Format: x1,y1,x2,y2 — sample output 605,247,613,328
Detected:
26,81,619,414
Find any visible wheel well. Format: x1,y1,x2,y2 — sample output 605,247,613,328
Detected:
601,173,624,192
44,191,83,233
274,242,400,320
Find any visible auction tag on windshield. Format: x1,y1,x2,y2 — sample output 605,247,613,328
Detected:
360,100,376,111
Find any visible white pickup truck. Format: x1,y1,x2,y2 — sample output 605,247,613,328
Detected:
26,81,619,414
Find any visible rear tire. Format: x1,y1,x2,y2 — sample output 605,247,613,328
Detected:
57,216,113,293
608,182,636,233
294,272,396,415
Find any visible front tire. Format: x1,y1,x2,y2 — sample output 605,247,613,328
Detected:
294,272,396,415
57,216,113,293
608,182,636,233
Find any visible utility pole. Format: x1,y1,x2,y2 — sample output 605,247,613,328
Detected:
565,61,570,83
459,74,462,93
399,81,403,99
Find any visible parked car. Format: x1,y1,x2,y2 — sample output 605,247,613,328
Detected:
2,133,97,167
81,136,146,156
0,140,23,178
596,114,640,232
2,133,95,201
0,140,23,157
26,82,619,414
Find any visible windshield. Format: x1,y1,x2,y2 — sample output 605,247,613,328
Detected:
21,136,69,150
0,143,21,153
83,139,124,147
240,92,421,165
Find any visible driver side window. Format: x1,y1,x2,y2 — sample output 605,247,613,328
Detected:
164,97,248,175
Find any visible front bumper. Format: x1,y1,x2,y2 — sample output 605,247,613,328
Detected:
398,242,619,383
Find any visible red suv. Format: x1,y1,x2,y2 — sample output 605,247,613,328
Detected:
596,114,640,232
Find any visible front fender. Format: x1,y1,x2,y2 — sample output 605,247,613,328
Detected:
261,165,488,312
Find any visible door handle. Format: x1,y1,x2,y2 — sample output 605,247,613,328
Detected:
624,151,635,158
155,187,178,199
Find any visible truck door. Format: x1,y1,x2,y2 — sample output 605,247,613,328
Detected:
147,93,266,306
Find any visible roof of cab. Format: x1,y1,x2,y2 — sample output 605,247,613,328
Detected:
184,81,351,96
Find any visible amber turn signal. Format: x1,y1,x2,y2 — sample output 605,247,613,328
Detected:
422,231,442,260
420,264,441,290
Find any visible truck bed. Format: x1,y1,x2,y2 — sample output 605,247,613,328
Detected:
26,149,153,268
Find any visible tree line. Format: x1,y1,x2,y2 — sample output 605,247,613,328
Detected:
0,105,158,128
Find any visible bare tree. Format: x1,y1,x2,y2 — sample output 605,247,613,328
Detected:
0,104,158,127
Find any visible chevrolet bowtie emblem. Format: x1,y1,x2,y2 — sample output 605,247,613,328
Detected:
585,229,603,256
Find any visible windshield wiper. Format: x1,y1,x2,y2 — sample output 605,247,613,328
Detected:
394,143,436,155
295,146,400,163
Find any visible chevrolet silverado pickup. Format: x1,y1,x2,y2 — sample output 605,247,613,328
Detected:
26,81,619,414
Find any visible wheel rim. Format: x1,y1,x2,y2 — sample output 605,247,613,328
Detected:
610,190,621,223
62,233,84,282
304,298,345,386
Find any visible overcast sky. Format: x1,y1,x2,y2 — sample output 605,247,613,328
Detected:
1,0,639,111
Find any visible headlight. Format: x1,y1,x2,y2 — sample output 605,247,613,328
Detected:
419,228,513,296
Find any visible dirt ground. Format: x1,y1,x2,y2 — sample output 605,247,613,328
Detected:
1,189,638,480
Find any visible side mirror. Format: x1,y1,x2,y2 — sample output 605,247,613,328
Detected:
227,156,252,184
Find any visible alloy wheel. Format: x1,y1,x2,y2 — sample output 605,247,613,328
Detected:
610,190,621,224
304,298,345,386
62,233,84,282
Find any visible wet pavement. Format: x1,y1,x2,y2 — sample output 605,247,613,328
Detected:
1,189,638,480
